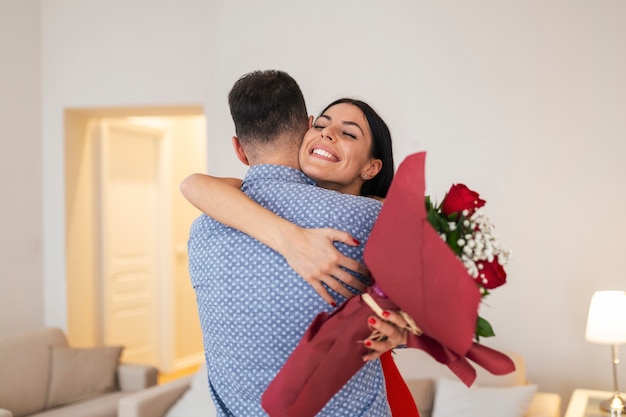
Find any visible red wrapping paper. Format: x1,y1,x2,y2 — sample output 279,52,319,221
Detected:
261,152,515,417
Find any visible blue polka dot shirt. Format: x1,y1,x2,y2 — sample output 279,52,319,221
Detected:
188,164,391,417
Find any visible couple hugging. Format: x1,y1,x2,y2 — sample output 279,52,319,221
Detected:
182,69,419,416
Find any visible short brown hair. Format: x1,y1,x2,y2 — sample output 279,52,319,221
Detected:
228,70,308,146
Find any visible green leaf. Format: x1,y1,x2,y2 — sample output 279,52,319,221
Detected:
475,316,495,341
427,210,441,232
425,196,433,211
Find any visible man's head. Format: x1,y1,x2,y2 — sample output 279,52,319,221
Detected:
229,70,309,167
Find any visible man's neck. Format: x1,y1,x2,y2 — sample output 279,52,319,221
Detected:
245,135,302,170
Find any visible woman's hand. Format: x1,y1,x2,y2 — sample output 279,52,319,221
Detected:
280,227,370,306
361,310,409,361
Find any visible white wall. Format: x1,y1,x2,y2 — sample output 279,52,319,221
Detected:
0,0,43,336
10,0,625,410
40,0,216,329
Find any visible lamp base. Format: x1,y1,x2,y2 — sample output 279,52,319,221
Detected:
600,393,625,413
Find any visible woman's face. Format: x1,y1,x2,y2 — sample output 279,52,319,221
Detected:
299,103,381,196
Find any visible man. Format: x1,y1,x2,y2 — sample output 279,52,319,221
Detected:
187,70,396,416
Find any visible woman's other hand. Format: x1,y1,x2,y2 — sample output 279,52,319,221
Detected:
361,310,409,361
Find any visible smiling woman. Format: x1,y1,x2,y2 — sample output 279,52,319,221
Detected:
300,99,394,199
300,102,381,196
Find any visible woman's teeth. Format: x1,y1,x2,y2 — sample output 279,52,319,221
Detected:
312,148,336,160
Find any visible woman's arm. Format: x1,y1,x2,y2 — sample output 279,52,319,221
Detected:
179,173,369,305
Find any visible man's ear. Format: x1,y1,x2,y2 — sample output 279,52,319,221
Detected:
232,136,250,166
308,115,314,129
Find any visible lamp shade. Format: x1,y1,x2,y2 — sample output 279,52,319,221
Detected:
585,290,626,344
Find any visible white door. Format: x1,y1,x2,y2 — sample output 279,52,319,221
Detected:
97,120,166,367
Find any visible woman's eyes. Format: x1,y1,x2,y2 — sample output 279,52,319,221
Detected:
314,124,357,139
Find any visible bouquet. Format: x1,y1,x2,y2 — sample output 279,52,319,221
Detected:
426,183,512,341
261,152,515,417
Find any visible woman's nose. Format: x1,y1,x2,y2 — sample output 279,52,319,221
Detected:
321,127,336,141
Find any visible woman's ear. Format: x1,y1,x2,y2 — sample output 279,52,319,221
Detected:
232,136,250,166
363,159,383,179
308,115,314,128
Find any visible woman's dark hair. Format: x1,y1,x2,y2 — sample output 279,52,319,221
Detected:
318,98,395,198
228,70,308,145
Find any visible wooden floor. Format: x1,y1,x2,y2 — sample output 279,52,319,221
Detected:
158,363,201,384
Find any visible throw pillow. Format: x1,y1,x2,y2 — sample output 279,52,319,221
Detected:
432,377,537,417
46,345,123,409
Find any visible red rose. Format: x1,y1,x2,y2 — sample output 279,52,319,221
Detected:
441,184,486,216
475,257,507,290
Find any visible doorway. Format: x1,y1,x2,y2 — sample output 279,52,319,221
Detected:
65,107,207,373
96,119,163,366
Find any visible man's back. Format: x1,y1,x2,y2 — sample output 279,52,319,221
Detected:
188,164,391,417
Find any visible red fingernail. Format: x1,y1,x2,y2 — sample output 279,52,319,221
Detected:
368,317,376,325
330,302,337,307
382,311,390,318
364,340,372,347
353,238,360,245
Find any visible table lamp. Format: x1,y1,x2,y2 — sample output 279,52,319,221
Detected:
585,290,626,413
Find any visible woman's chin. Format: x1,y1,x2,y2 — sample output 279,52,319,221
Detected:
301,159,333,178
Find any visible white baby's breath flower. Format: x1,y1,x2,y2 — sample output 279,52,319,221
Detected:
461,255,479,278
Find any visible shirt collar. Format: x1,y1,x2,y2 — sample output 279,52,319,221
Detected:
243,164,317,186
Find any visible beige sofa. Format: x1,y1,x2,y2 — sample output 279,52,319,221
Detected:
119,349,561,417
0,328,158,417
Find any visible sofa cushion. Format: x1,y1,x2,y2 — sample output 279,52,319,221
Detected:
0,328,68,417
45,345,123,409
431,377,537,417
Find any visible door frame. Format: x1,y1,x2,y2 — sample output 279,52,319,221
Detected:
64,106,205,372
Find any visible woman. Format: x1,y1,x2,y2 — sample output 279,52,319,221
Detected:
181,98,419,416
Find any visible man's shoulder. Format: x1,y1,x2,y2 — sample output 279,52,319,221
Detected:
307,187,382,210
270,184,382,230
189,213,220,236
